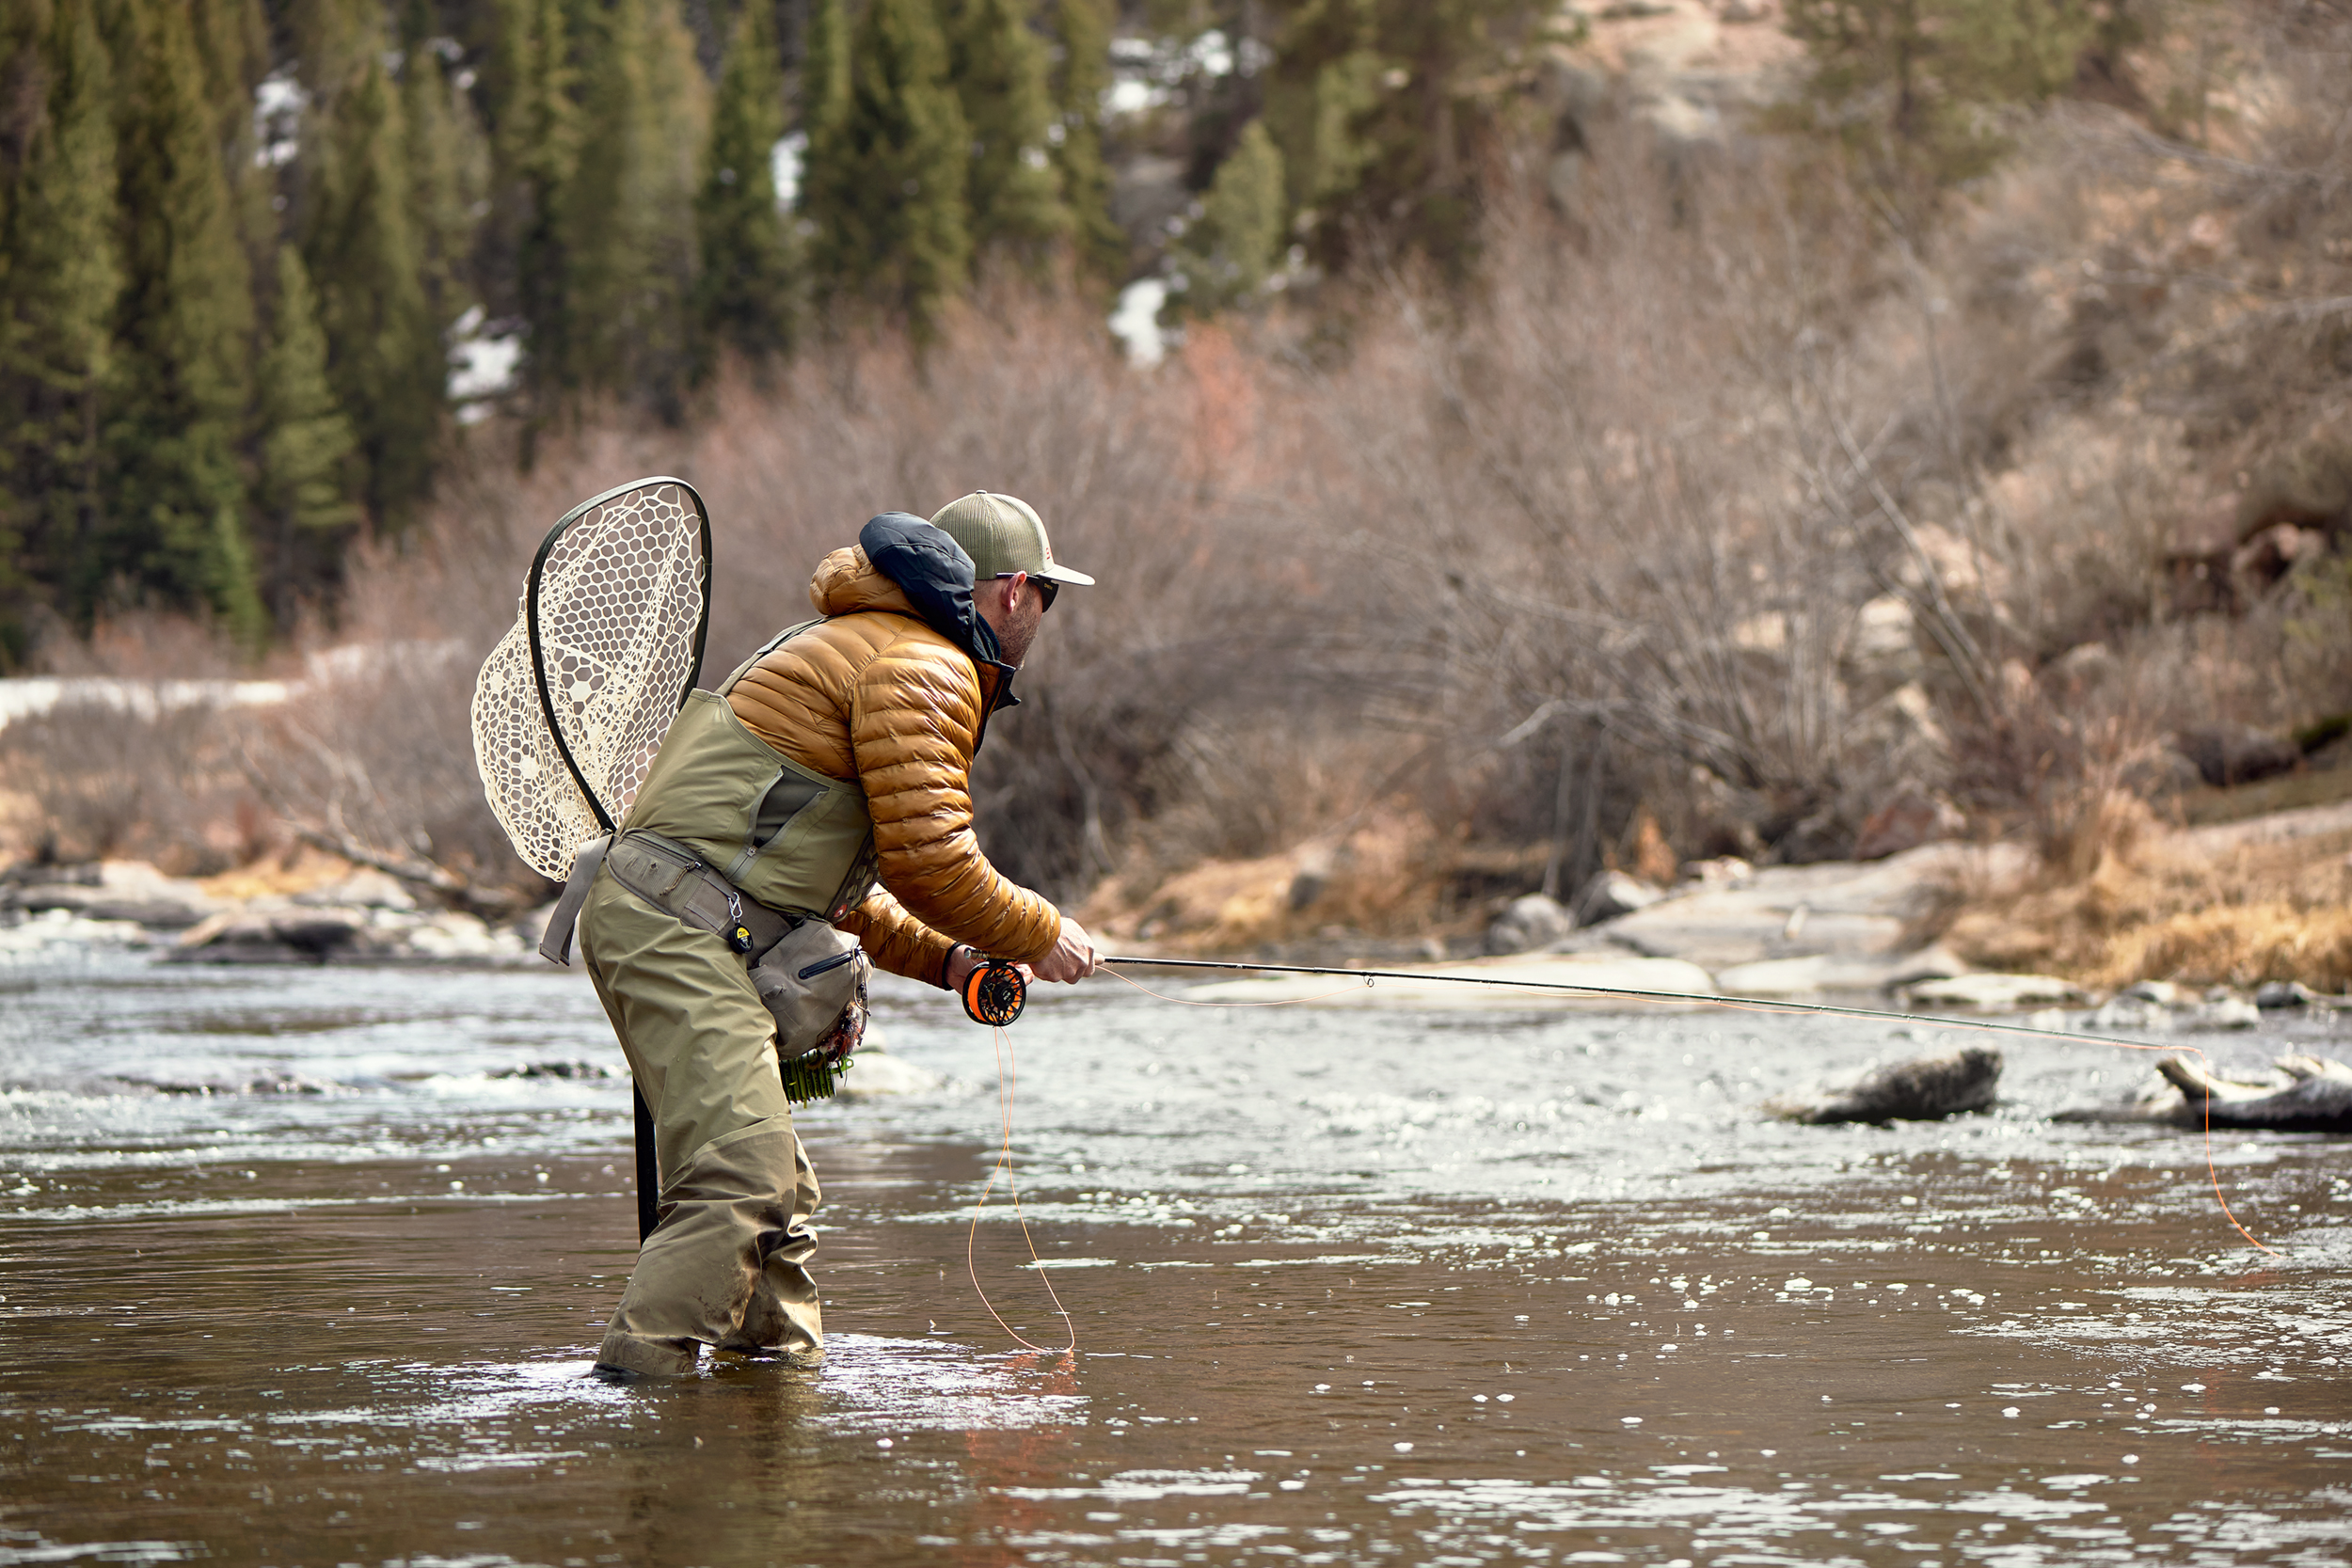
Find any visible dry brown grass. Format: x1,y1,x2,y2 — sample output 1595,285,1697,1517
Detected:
1944,816,2352,990
1081,808,1447,953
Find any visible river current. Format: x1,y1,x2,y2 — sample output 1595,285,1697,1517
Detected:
1,947,2346,1566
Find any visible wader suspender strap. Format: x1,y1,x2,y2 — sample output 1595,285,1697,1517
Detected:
539,835,611,966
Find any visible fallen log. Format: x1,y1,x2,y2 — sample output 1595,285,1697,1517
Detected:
2056,1053,2352,1132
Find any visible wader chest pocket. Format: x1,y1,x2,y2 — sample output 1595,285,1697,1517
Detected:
752,771,823,847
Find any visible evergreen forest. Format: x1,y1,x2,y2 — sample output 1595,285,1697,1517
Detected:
0,0,2163,666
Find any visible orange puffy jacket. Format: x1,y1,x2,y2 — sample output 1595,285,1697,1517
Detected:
724,544,1061,984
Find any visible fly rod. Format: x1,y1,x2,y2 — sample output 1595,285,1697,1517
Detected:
958,951,2180,1055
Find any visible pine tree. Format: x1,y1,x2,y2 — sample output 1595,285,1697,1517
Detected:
695,0,796,372
945,0,1070,266
191,0,277,261
0,0,118,661
1047,0,1125,282
561,0,709,414
803,0,851,150
400,24,488,353
489,0,578,437
305,41,443,532
806,0,972,335
190,0,270,143
1263,0,1380,216
1262,0,1544,280
1167,117,1284,317
256,246,359,619
1784,0,2101,214
105,0,263,638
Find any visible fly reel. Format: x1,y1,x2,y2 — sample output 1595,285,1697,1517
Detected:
960,958,1027,1026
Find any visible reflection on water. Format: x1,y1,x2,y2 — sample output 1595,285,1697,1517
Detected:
1,953,2347,1565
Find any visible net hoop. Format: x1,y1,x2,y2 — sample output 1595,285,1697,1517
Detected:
471,477,713,880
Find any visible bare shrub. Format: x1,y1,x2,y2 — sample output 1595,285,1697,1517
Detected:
275,286,1338,903
0,698,240,871
1279,131,1920,868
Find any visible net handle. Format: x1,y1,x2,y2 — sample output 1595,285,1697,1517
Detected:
522,475,714,833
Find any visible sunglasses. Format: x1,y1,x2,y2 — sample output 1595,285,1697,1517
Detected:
998,572,1057,612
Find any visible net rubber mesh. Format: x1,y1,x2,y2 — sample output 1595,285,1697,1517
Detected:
472,481,708,882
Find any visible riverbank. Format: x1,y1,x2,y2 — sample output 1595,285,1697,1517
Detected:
0,850,537,965
1085,791,2352,1010
9,788,2351,1015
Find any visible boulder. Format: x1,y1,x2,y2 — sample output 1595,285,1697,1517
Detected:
2186,995,2262,1031
1570,869,1663,927
2,860,218,929
1486,893,1576,955
170,910,367,963
404,911,510,959
1899,972,2086,1011
2175,723,2300,788
1767,1047,2002,1125
1715,944,1966,997
2254,979,2317,1009
294,868,418,911
0,906,148,952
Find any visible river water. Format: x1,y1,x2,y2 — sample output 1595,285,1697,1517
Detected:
1,948,2347,1567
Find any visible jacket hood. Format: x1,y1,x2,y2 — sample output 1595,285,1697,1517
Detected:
807,516,1018,710
803,516,993,653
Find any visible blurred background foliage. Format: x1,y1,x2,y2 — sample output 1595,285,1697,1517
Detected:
0,0,2207,657
4,0,2351,977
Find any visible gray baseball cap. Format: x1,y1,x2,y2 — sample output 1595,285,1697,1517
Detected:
929,491,1095,587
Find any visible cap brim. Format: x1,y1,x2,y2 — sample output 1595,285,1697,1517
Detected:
1038,563,1095,587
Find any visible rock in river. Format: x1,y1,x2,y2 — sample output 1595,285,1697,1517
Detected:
1899,972,2086,1011
1766,1047,2003,1125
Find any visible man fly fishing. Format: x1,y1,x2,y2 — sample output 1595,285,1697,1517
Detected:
564,492,1099,1379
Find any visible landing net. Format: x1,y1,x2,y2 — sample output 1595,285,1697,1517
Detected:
471,477,712,880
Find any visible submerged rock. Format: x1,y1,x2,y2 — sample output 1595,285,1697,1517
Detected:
1766,1046,2003,1125
2058,1053,2352,1132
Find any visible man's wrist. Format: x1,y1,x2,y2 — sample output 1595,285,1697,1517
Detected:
941,943,973,990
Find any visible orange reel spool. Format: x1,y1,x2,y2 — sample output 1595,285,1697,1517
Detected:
960,958,1027,1026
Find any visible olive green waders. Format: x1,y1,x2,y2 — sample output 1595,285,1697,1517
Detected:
578,870,822,1376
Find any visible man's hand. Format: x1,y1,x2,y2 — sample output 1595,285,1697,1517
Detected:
1032,917,1099,983
943,944,1018,995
